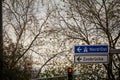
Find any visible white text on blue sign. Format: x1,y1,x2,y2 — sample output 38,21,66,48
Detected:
74,45,109,54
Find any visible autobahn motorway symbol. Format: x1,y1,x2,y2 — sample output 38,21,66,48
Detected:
74,45,109,54
74,55,108,63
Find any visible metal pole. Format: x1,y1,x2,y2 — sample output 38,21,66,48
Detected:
109,49,120,54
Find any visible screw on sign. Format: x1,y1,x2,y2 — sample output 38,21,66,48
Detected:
67,68,73,80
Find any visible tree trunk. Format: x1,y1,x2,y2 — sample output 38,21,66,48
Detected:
0,0,3,80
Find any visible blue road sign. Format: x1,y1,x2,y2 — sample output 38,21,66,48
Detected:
74,45,109,54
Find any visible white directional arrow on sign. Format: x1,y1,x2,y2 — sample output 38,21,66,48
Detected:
77,47,82,52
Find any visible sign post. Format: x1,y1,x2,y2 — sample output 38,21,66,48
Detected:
74,45,109,63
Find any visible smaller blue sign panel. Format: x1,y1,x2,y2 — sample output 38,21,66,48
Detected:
74,45,109,54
